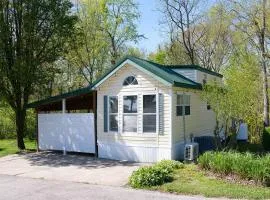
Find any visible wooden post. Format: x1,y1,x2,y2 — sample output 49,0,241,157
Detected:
93,91,98,157
62,99,67,155
35,109,39,152
62,99,66,114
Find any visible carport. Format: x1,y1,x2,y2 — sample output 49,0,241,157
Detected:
27,87,98,156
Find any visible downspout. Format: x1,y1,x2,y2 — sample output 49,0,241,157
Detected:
182,92,186,144
156,87,159,161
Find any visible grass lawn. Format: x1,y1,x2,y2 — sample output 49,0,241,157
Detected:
153,164,270,200
0,139,36,157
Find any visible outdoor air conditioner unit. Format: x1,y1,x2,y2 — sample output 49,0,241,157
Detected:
184,142,199,161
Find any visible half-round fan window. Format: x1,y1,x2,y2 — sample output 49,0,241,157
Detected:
123,76,138,86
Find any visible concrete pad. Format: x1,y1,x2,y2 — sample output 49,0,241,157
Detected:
1,174,226,200
0,152,141,186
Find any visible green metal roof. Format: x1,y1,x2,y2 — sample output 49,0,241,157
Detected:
28,56,223,108
98,56,202,88
112,56,200,88
27,86,93,108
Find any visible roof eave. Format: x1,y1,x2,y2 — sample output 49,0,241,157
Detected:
27,87,93,109
173,81,202,90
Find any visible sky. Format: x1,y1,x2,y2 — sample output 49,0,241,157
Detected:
135,0,163,53
135,0,216,54
72,0,215,54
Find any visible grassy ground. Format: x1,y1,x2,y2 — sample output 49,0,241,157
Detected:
153,164,270,200
0,139,36,157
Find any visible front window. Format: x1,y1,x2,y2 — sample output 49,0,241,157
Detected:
176,94,190,116
143,95,156,133
109,96,118,131
123,95,137,132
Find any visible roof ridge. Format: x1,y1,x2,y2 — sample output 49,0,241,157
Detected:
127,56,200,85
127,56,222,78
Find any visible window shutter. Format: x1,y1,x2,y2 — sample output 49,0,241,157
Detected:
159,93,164,135
104,95,108,132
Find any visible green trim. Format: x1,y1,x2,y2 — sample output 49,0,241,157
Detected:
173,81,202,89
167,64,223,78
27,86,92,108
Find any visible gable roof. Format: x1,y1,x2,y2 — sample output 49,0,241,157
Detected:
27,56,222,108
91,56,202,89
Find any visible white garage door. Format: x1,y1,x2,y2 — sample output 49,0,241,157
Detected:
38,113,95,153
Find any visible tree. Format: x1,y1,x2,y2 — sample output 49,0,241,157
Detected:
196,3,232,73
202,51,263,144
101,0,143,64
161,0,205,64
122,46,146,59
34,59,85,99
230,0,270,126
148,46,167,65
67,0,109,84
0,0,76,149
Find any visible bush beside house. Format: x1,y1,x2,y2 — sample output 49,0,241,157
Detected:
198,151,270,186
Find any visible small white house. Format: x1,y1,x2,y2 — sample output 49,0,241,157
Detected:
28,56,223,162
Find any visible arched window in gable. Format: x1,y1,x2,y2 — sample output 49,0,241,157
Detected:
123,76,138,86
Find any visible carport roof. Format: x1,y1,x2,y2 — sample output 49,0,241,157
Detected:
28,56,220,109
27,86,93,109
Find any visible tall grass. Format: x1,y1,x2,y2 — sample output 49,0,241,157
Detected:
198,151,270,185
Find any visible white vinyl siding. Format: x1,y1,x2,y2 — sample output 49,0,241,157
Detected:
172,69,196,82
172,69,222,84
196,71,222,84
172,88,216,145
96,63,172,161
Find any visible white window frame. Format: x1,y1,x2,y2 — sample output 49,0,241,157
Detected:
122,95,138,133
142,94,158,134
176,94,191,116
108,96,119,133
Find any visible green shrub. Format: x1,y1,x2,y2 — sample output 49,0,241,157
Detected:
263,127,270,151
129,160,182,188
155,160,184,172
129,166,171,188
198,151,270,185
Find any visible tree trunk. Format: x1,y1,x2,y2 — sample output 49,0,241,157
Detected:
15,108,26,150
262,59,269,126
262,0,269,127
